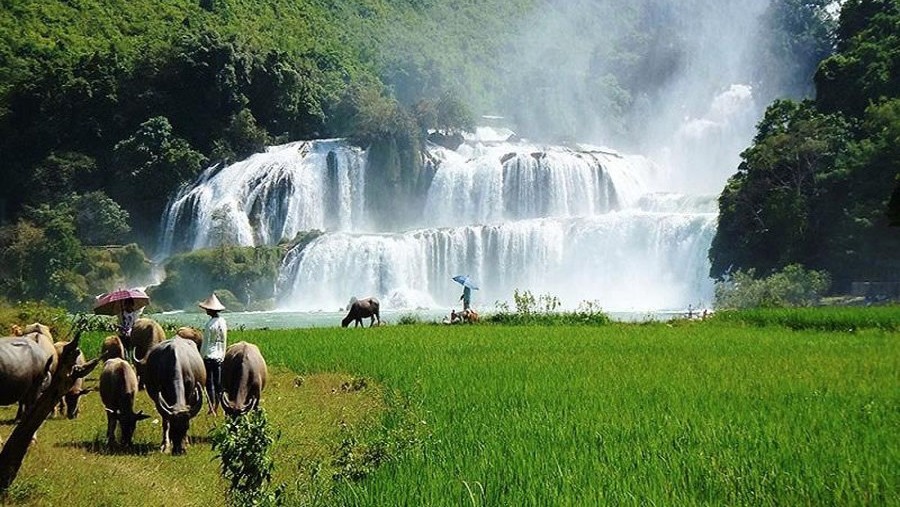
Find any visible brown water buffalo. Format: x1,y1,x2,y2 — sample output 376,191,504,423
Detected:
53,341,91,419
0,336,54,421
176,327,203,352
143,337,206,455
100,334,126,361
131,318,165,390
220,342,268,417
99,358,149,446
20,323,58,373
341,297,381,327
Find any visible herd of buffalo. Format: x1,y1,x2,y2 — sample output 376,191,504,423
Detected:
0,319,267,455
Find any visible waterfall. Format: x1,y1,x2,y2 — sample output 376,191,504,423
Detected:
157,140,367,257
159,130,720,312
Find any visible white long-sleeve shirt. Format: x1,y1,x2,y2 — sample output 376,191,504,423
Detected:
201,316,227,361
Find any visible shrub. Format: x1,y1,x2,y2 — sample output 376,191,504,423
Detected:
714,264,831,309
211,409,285,507
486,290,610,325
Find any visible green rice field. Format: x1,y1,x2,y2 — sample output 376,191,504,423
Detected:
2,313,898,506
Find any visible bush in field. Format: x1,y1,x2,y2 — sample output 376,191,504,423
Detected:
487,289,611,325
714,264,831,309
211,409,285,507
396,313,422,325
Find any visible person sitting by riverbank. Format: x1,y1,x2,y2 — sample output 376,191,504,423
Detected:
443,310,461,325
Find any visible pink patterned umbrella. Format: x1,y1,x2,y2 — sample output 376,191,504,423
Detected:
93,288,150,316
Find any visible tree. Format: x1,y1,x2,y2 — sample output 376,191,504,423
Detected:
25,152,97,206
112,116,206,232
815,0,900,117
210,109,272,165
66,192,131,246
714,264,831,309
710,100,850,279
752,0,837,102
435,91,474,134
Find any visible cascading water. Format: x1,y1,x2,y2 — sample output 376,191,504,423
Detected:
276,132,717,311
158,128,720,313
157,139,367,257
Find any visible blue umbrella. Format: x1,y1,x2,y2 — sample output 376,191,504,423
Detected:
452,275,479,290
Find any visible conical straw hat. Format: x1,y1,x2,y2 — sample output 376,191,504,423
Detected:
198,293,226,311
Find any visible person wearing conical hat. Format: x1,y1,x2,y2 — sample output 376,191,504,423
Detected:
199,293,227,416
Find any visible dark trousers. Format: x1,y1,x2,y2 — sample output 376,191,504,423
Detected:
204,358,222,408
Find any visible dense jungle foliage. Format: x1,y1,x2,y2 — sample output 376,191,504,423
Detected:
0,0,892,309
709,0,900,292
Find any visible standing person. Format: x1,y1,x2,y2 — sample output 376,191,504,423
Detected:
117,298,141,350
199,293,227,416
459,285,472,311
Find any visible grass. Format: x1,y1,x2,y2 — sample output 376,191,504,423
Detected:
2,314,899,506
0,332,385,506
711,305,900,331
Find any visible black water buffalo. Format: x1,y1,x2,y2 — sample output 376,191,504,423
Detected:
143,337,206,455
100,358,149,446
220,342,268,417
0,336,53,421
54,341,91,419
131,318,165,390
341,297,381,327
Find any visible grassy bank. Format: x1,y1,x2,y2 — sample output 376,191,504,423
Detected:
2,317,898,505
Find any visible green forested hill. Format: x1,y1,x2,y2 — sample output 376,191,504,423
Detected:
710,0,900,293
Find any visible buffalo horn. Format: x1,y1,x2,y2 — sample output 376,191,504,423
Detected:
188,384,203,417
157,392,173,416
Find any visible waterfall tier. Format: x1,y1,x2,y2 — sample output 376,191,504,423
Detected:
158,140,367,256
277,211,715,312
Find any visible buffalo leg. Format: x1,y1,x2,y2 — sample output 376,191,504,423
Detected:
160,418,169,452
106,413,118,447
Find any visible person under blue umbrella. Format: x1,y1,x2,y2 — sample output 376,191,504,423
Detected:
452,275,478,311
459,285,472,311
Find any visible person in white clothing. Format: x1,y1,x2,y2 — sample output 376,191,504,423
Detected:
199,293,227,416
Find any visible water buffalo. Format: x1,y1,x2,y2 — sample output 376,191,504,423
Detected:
220,342,268,417
20,323,58,373
175,327,203,352
143,337,206,455
131,318,165,390
99,358,149,446
341,297,381,328
53,341,91,419
100,334,126,361
0,336,53,421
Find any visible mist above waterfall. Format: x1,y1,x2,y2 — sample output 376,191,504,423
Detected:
489,0,771,194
